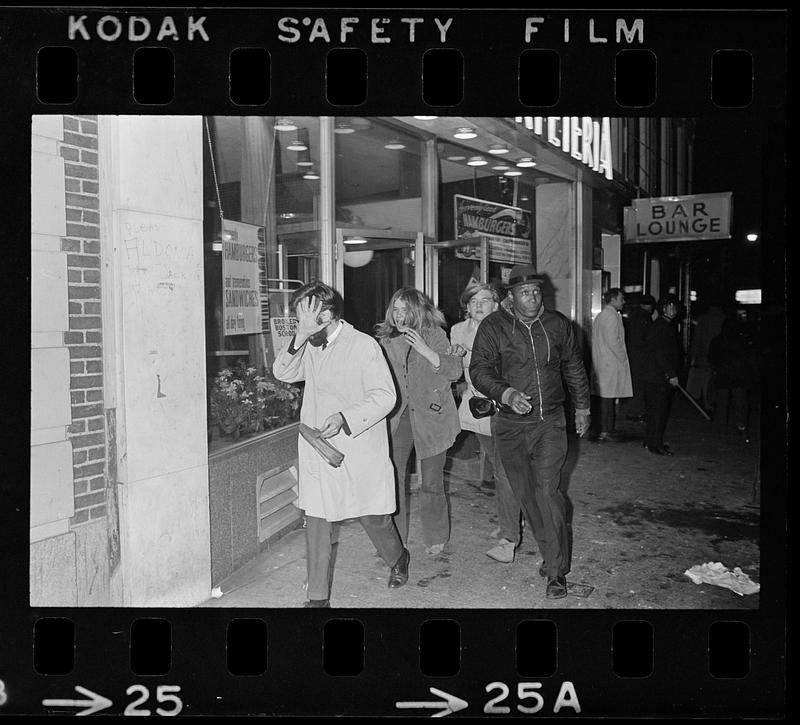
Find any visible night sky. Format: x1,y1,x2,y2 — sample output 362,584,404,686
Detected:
690,115,766,300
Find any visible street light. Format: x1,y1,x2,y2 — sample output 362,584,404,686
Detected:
746,232,759,242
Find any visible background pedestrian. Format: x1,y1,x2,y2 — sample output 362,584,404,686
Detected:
708,316,757,440
687,301,727,414
591,288,633,441
623,293,656,421
642,294,681,455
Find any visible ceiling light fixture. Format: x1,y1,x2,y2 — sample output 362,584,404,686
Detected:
413,115,438,120
344,236,368,245
274,118,298,132
516,157,537,167
454,127,477,139
488,144,509,155
334,122,355,134
467,156,488,166
491,164,511,171
384,139,406,150
343,249,374,267
287,139,308,151
446,155,466,161
302,169,320,180
504,169,523,176
296,159,314,167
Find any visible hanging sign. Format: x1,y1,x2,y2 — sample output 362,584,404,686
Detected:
269,316,298,353
222,222,263,335
623,192,732,243
453,195,532,264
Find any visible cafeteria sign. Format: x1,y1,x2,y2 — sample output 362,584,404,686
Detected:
454,195,532,264
624,192,732,244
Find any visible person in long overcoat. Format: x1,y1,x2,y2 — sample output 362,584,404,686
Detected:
376,287,462,555
273,281,409,607
591,288,633,441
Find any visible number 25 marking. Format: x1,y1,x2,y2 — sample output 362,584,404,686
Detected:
124,685,183,716
484,682,544,714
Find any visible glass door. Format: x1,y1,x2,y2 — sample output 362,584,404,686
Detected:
337,228,424,335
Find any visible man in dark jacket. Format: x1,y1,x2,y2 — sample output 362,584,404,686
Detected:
642,295,681,455
623,293,656,421
469,264,591,599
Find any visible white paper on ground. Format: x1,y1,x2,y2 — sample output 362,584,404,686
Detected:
684,561,760,596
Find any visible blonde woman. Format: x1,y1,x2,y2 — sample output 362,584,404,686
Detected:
376,288,462,555
451,283,523,564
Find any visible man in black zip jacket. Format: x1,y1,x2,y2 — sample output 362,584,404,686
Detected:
470,264,591,599
642,295,682,455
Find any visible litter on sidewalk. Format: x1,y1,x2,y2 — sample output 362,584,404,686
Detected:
683,562,760,596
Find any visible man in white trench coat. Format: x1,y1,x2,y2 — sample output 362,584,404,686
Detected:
273,281,409,608
591,288,633,442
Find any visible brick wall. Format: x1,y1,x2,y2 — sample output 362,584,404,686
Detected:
60,115,107,526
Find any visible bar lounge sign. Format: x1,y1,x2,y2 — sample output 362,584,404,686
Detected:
623,192,732,243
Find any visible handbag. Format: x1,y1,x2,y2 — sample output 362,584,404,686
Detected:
468,395,497,419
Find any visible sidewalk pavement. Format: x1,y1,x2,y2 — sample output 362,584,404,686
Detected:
199,395,761,610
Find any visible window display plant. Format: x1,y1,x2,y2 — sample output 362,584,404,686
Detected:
209,362,302,440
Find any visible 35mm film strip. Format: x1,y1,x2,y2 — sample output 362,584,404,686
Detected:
2,6,786,719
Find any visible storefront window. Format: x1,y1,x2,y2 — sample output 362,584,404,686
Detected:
335,117,424,333
436,139,538,325
203,116,322,450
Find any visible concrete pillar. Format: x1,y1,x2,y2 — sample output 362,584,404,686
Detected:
100,116,211,606
535,182,574,316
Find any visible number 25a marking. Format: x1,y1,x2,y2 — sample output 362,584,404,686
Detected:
124,685,183,716
484,682,580,715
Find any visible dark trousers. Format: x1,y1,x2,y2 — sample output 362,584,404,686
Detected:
713,386,749,432
477,431,523,544
305,514,404,601
390,409,450,548
494,410,570,577
627,358,646,417
644,382,672,448
595,396,616,434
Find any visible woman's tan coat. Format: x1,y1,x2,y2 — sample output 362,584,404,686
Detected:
381,326,462,459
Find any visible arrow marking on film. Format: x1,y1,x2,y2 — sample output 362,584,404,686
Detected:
42,685,113,716
396,687,468,717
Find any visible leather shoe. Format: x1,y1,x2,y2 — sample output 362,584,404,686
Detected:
388,548,410,588
645,444,672,456
303,599,330,608
597,431,625,442
545,575,568,599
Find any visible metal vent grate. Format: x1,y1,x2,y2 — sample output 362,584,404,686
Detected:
257,464,301,543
